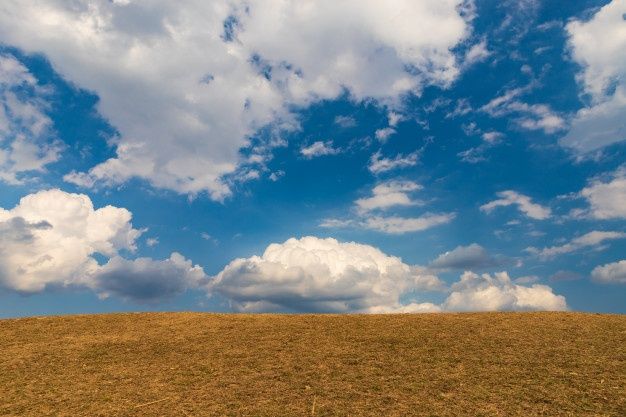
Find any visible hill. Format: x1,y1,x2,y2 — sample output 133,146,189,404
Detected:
1,312,624,416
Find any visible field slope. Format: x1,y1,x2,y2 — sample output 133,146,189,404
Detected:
1,312,624,416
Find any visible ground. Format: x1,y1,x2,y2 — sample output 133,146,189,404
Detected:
0,312,624,416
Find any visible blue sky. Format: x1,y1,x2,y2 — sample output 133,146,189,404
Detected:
0,0,625,317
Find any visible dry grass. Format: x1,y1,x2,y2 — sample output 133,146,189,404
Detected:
0,312,624,416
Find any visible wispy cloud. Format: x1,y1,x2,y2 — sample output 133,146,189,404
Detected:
526,231,626,259
300,141,340,159
481,191,551,220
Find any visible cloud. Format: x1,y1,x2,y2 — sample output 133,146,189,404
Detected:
321,180,453,234
549,270,583,282
0,189,141,292
0,0,473,199
92,253,207,302
208,236,444,313
458,146,487,164
300,141,339,159
591,260,626,284
561,0,626,152
443,271,567,312
481,88,565,134
362,213,455,234
457,127,504,164
368,150,420,174
429,243,509,270
355,180,422,213
480,190,551,220
320,212,455,235
481,131,504,143
527,231,626,259
210,237,567,313
463,39,491,67
375,127,396,143
0,189,205,301
334,115,356,128
0,53,61,184
579,169,626,219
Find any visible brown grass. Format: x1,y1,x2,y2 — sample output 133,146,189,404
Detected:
0,312,624,416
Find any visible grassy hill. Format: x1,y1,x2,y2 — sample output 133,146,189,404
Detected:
1,312,624,416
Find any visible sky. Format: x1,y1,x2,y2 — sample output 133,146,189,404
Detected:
0,0,625,317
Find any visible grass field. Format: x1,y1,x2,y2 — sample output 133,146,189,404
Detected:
1,312,624,416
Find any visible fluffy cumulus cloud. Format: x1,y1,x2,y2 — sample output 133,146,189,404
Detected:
591,260,626,284
209,236,444,313
0,0,474,199
210,236,567,313
0,189,205,300
579,169,626,219
481,190,551,220
0,53,61,184
443,271,567,312
561,0,626,152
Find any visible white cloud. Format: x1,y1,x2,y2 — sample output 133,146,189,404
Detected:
210,236,567,313
457,128,504,164
320,212,454,235
0,0,473,199
481,88,565,134
0,189,141,292
362,213,455,234
458,146,487,164
300,140,339,159
443,271,567,312
561,0,626,152
591,260,626,284
268,171,283,182
318,218,355,229
322,180,453,235
374,127,396,143
580,169,626,219
146,237,159,247
527,230,626,259
368,150,420,174
429,243,508,270
0,53,61,184
208,236,444,313
481,190,551,220
463,39,491,66
0,189,205,301
481,131,504,143
334,115,356,128
355,180,422,213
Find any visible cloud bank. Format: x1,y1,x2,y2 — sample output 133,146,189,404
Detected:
210,236,567,313
209,236,444,313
